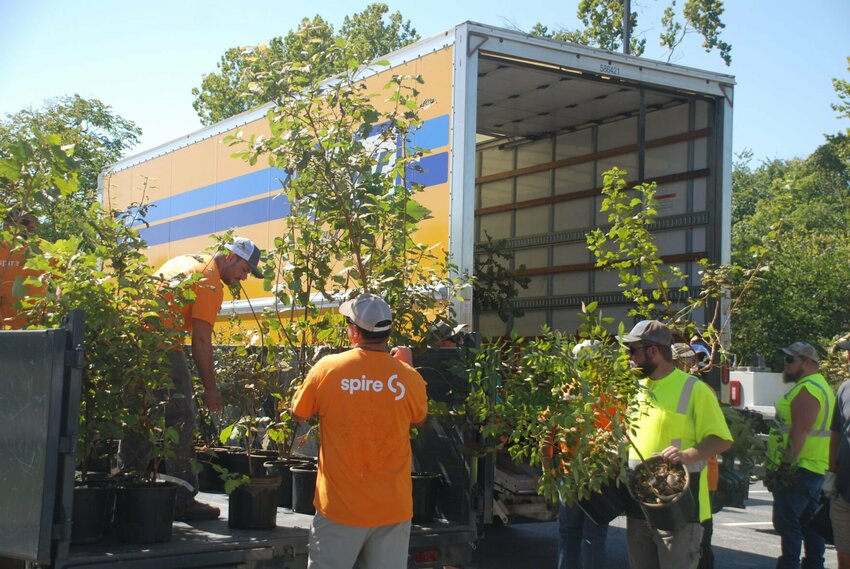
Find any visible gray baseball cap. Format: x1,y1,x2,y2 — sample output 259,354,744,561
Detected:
779,342,820,362
340,293,393,332
620,320,672,346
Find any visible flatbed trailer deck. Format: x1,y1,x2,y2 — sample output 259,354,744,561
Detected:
58,492,475,569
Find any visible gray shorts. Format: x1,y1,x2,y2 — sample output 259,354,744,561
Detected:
832,494,850,554
308,511,411,569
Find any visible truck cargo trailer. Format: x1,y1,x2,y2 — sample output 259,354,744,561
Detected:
0,21,740,568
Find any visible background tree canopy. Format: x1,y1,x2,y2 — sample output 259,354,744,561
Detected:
0,94,141,242
531,0,731,65
728,57,850,367
191,3,418,125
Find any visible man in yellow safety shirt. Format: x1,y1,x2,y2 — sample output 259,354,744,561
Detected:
766,342,835,569
622,320,732,569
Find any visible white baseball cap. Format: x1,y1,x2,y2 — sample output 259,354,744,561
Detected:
225,237,263,278
339,293,393,332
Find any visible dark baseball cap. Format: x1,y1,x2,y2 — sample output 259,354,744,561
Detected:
620,320,672,346
779,342,820,362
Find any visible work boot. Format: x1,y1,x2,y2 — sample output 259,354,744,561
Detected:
174,499,220,521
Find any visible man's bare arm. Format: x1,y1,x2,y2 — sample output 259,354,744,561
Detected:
787,389,820,462
191,319,221,412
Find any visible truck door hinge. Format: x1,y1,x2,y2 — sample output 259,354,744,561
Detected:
65,347,84,369
53,522,72,541
58,436,75,454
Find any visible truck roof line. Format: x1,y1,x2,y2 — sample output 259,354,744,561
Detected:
106,20,735,173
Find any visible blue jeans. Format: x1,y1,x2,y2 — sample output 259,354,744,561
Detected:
558,503,609,569
772,467,825,569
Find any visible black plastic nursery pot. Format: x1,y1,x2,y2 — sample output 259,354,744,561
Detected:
113,481,178,544
196,447,230,492
71,483,115,544
228,474,282,530
291,464,318,515
221,452,271,478
264,459,310,509
412,472,441,524
629,456,696,532
578,479,633,526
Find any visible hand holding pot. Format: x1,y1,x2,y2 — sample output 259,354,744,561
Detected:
659,445,684,464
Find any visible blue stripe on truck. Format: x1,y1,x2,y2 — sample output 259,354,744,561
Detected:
138,195,290,247
133,168,289,226
407,114,450,150
136,150,448,247
408,152,448,186
133,114,449,228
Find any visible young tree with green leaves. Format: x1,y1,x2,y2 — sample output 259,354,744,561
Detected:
215,26,466,459
191,3,419,125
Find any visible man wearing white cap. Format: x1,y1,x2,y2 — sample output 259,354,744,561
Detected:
292,293,428,569
121,236,264,521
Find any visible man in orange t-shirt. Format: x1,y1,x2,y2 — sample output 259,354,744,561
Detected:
120,236,263,521
292,293,427,568
0,212,40,329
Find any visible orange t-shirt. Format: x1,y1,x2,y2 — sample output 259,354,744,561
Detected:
155,254,223,332
292,348,428,526
0,242,42,329
543,401,621,460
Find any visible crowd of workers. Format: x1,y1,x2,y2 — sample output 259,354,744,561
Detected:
1,226,849,569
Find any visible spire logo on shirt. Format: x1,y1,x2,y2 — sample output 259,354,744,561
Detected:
340,373,406,401
387,374,406,401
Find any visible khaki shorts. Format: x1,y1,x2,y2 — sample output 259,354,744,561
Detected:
626,517,703,569
832,494,850,554
308,511,411,569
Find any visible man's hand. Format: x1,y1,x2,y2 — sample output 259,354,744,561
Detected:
203,384,223,412
660,445,685,464
822,470,837,498
391,346,414,365
661,435,732,467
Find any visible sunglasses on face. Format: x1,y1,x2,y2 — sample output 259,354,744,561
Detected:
784,355,798,364
628,344,654,355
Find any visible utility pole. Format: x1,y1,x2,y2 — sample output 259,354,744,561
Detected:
623,0,631,54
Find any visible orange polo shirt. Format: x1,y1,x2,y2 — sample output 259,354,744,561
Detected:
543,400,621,461
0,242,42,329
155,254,223,333
292,348,428,527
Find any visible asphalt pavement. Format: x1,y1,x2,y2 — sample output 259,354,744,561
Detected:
474,481,838,568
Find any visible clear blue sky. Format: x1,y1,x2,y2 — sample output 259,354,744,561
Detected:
1,0,848,163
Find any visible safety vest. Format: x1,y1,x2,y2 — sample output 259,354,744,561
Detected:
628,368,730,522
768,373,835,474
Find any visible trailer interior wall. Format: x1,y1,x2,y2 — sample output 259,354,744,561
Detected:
465,26,733,337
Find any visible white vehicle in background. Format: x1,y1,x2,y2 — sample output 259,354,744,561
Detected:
728,366,785,421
